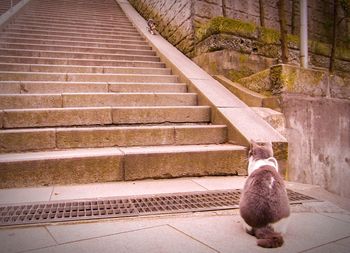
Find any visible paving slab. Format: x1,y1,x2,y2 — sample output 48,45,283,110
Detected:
45,218,172,244
0,227,56,253
28,225,216,253
168,213,350,253
50,178,207,201
0,186,53,204
191,176,247,190
301,242,350,253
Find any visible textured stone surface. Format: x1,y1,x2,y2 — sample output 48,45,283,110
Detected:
0,148,123,188
56,126,175,149
282,94,350,198
0,128,56,152
62,93,197,107
21,81,109,93
174,125,227,145
0,82,21,93
123,144,246,180
3,107,112,128
112,106,210,124
108,82,187,93
0,94,62,109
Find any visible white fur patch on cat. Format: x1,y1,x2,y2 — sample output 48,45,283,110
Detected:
269,176,275,189
248,156,279,175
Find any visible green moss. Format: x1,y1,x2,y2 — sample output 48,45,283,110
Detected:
281,68,298,91
227,66,255,82
336,46,350,61
239,54,249,63
237,69,272,96
258,27,280,44
195,16,257,42
287,34,300,45
258,27,300,45
310,40,331,56
209,62,218,74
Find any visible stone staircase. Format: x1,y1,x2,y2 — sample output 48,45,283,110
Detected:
0,0,246,188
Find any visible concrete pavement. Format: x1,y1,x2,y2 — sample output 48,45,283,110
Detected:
1,176,350,253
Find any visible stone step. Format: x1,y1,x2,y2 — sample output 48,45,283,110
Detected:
0,63,171,75
0,92,197,109
14,17,134,29
0,36,151,50
0,72,177,83
0,49,160,61
22,11,131,22
4,27,143,41
1,106,211,128
0,56,164,68
0,81,187,94
0,32,147,44
0,144,246,188
0,42,155,56
0,125,227,153
9,23,140,35
17,15,133,27
23,8,129,17
12,20,138,33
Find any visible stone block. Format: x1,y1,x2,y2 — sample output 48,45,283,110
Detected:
3,107,112,128
0,110,3,128
270,64,329,96
22,82,108,94
112,106,210,124
66,73,177,83
174,125,227,145
0,148,123,188
214,107,287,160
108,82,187,93
0,72,67,82
0,94,62,109
56,126,175,148
193,1,223,18
0,82,21,94
62,93,196,107
330,75,350,100
123,145,246,180
0,129,56,153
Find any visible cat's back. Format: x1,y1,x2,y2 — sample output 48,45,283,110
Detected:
240,165,290,228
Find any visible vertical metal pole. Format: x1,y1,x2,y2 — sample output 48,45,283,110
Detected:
300,0,308,68
11,0,13,8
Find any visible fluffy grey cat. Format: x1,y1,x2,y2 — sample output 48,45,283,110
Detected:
239,140,290,248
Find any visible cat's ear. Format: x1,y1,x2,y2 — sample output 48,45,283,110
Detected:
250,139,258,148
264,141,274,156
264,141,272,148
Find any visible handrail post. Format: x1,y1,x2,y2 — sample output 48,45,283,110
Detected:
300,0,308,68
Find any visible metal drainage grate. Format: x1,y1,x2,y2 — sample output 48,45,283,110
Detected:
0,189,318,226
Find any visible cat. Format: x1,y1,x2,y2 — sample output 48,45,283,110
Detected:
147,19,157,35
239,140,290,248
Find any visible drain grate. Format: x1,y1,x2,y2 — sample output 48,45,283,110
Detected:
0,189,318,226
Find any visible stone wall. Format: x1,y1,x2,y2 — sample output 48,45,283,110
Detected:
192,0,348,44
282,94,350,198
129,0,350,79
128,0,194,55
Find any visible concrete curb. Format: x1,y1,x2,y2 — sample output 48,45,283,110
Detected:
116,0,287,159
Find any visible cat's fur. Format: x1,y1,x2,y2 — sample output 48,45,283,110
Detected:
239,140,290,248
147,19,157,35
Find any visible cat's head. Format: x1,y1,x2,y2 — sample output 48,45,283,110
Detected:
248,140,273,161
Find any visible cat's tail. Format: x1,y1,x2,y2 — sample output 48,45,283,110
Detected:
253,226,284,248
